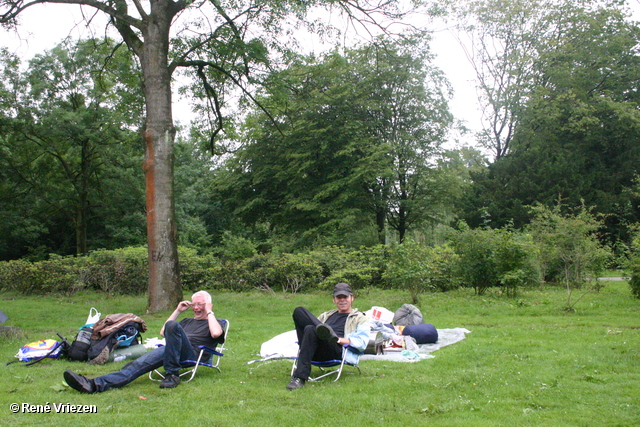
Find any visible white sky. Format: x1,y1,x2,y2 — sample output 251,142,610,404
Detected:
2,1,639,147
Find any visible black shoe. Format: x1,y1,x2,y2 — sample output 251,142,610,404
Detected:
64,370,96,394
316,324,339,344
286,377,306,390
159,373,181,389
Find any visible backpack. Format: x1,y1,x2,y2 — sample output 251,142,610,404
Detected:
68,307,102,362
67,325,94,362
88,321,144,365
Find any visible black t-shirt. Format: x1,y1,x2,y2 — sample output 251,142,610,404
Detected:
325,312,349,338
179,318,222,353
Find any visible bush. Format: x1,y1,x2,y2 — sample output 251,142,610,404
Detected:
627,227,640,299
528,203,612,309
272,253,322,293
0,257,83,295
318,245,387,291
384,241,460,303
452,225,540,296
81,247,148,295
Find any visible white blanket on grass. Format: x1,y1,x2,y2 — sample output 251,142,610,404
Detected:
254,327,470,364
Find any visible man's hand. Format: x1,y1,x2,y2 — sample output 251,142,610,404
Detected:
176,300,192,313
205,302,213,314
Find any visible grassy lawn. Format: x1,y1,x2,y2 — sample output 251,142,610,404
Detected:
1,282,639,427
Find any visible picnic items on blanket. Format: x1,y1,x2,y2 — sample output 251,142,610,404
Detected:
370,304,437,350
250,327,470,364
365,331,385,355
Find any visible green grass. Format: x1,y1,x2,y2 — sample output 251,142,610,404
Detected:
1,283,639,427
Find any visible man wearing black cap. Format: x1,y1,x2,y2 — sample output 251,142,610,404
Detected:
287,282,370,390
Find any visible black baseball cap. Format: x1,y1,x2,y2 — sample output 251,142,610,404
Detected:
333,282,352,297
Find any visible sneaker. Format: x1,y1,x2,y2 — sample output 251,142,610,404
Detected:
64,370,96,394
286,377,306,390
316,324,339,344
159,373,181,389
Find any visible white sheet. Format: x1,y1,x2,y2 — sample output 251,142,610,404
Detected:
253,327,471,364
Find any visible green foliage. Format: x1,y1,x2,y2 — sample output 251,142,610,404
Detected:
213,36,455,247
215,231,258,261
459,1,640,246
0,39,145,260
0,257,81,295
317,245,387,291
528,202,612,309
451,225,540,296
384,240,460,303
80,247,149,295
272,253,323,293
625,226,640,299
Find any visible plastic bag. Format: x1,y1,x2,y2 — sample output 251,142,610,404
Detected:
85,307,101,326
366,306,394,324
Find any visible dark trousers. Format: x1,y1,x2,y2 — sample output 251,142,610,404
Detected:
292,306,342,380
92,320,197,392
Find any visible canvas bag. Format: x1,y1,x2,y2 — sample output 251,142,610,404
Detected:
393,304,424,326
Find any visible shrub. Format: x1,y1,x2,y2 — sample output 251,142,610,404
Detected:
82,247,148,295
0,257,83,295
383,241,460,303
273,253,323,293
215,231,257,261
528,203,612,309
452,225,540,296
319,245,387,291
627,227,640,299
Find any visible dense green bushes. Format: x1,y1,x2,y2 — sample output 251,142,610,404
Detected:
0,211,619,300
0,237,535,298
451,226,540,296
627,228,640,299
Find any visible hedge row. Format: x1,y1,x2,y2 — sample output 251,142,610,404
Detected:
0,231,543,297
0,246,391,296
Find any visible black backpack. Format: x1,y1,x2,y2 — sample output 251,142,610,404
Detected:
67,326,94,362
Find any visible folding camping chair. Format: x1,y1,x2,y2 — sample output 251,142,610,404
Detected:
149,318,230,383
290,344,363,382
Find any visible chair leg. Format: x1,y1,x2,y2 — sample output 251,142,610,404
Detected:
149,369,165,381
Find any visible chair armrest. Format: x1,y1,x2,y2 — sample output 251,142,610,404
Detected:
198,345,223,356
343,344,363,355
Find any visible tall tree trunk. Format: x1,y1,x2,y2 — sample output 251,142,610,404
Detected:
376,208,386,245
398,208,406,243
76,138,90,255
140,5,182,311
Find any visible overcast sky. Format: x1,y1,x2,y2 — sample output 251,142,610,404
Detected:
2,1,639,147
